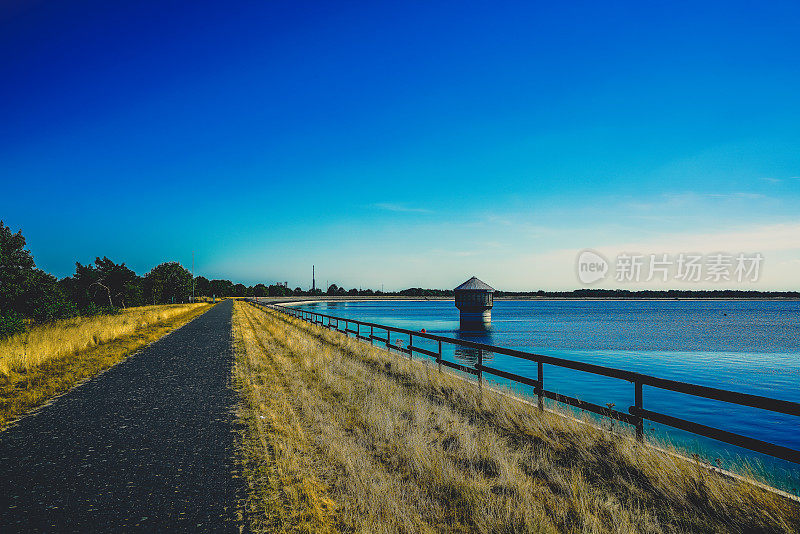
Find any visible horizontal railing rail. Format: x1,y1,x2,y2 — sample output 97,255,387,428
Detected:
248,299,800,465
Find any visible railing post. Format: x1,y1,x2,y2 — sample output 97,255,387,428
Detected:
635,381,644,442
409,334,413,360
537,361,544,411
386,330,391,350
437,340,442,373
370,325,374,345
477,349,483,389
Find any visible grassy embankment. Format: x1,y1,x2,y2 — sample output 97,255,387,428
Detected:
0,302,212,429
232,301,800,533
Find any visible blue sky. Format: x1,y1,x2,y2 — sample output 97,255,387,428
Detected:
1,1,799,290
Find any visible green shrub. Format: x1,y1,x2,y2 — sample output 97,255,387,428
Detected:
32,297,79,323
0,312,26,339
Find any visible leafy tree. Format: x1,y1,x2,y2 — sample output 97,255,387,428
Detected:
0,221,77,332
0,221,36,317
94,257,142,308
145,262,192,304
268,284,292,296
233,283,247,296
209,279,234,298
66,257,141,311
67,261,101,311
194,276,210,297
27,270,78,322
252,283,267,297
327,283,339,295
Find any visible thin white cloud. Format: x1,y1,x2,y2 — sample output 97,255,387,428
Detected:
760,176,800,184
706,192,765,200
428,248,479,257
373,202,431,213
628,191,770,210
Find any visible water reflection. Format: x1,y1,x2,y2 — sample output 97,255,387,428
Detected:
454,328,494,365
459,315,490,331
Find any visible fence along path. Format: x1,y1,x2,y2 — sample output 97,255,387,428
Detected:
250,301,800,466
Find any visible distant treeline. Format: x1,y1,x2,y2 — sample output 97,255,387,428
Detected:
494,289,800,299
2,221,796,337
316,288,800,298
293,286,800,299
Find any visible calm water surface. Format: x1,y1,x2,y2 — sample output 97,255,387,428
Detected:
296,299,800,492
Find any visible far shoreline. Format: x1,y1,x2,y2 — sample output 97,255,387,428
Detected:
252,296,800,305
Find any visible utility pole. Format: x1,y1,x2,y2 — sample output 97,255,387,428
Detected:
312,265,315,293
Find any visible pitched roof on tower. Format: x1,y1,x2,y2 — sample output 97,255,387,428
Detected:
454,276,495,292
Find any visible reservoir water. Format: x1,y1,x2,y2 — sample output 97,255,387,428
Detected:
295,299,800,493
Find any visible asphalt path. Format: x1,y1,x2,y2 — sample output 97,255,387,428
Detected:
0,300,243,532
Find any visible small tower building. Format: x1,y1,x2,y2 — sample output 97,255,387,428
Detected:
454,276,495,325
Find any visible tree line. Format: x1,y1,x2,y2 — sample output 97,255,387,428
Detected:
0,222,281,336
3,221,796,337
494,289,800,299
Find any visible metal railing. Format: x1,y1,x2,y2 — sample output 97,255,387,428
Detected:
250,300,800,465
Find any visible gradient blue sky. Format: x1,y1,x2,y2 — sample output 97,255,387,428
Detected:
2,1,799,290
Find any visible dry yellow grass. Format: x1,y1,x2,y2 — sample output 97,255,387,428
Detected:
232,301,800,533
0,303,212,429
